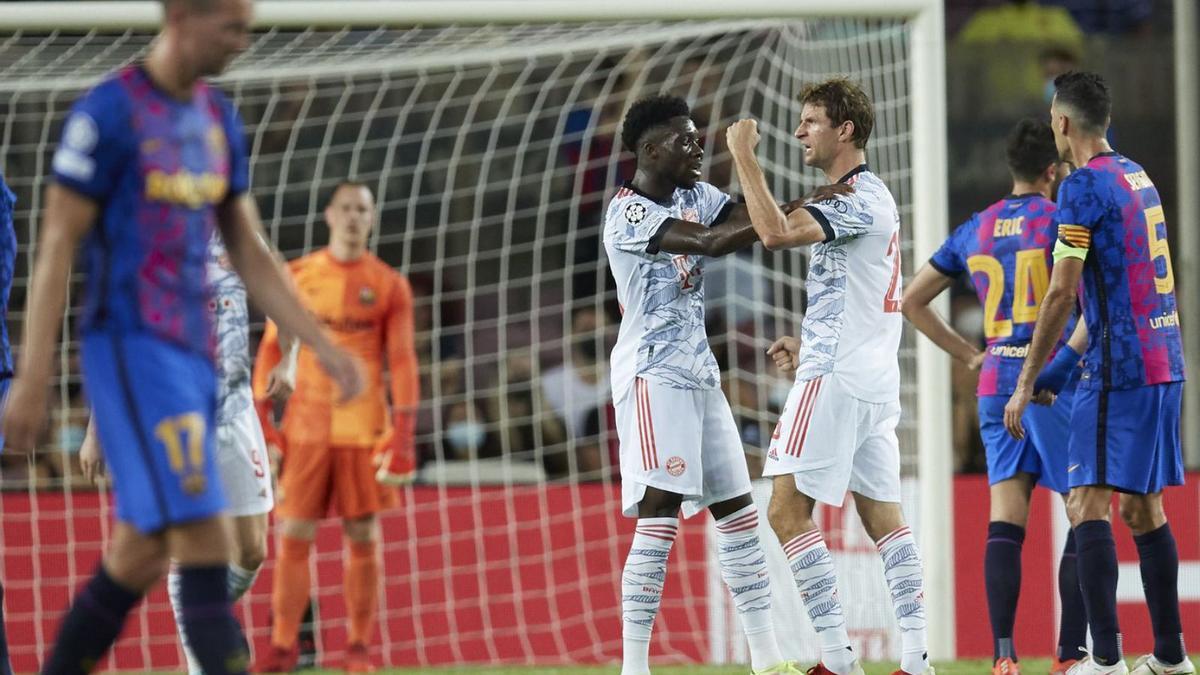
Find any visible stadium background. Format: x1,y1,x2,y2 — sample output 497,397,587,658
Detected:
0,0,1196,671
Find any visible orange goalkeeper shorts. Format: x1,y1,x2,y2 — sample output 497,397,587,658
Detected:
277,442,397,521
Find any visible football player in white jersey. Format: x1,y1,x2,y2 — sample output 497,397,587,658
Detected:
81,232,276,675
726,78,932,675
604,95,803,675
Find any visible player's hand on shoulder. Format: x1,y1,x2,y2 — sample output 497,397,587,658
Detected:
767,336,801,375
315,345,364,404
725,119,760,152
804,183,853,204
79,424,106,484
2,378,48,455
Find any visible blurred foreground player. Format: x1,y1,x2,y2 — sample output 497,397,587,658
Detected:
0,167,17,675
79,222,279,675
727,78,930,675
603,95,800,675
253,181,419,674
1006,71,1191,675
902,118,1087,674
0,1,361,673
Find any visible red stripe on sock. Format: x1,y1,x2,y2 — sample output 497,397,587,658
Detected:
876,526,912,550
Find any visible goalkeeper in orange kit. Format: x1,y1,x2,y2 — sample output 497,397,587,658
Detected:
251,181,419,673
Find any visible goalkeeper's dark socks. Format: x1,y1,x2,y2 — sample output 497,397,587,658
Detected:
1075,520,1123,666
42,565,141,675
177,565,249,675
1057,528,1088,661
985,521,1024,663
0,580,12,675
1134,523,1186,665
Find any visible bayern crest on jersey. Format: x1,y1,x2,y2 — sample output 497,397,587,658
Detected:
681,207,699,222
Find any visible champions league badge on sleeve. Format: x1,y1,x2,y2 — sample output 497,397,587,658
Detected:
624,202,647,224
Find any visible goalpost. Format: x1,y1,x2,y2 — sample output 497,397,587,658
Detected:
0,0,952,669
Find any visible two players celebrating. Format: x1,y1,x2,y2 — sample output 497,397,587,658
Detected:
604,80,928,675
604,69,1190,675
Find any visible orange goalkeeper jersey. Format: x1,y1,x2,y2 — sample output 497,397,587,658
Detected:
254,249,419,447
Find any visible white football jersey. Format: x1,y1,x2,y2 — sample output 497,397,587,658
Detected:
795,166,902,403
207,234,253,424
603,181,732,398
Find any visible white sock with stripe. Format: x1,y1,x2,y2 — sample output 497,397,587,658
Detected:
715,504,784,671
784,530,856,675
876,526,928,674
167,566,203,675
621,517,678,675
228,562,259,602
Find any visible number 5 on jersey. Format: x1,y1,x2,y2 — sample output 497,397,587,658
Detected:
966,249,1050,339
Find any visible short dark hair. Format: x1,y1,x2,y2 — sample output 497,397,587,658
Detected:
325,180,372,208
620,95,691,153
1005,118,1058,182
1053,71,1111,133
799,78,875,149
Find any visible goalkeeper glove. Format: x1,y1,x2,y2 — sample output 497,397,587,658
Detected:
375,410,417,486
1034,344,1081,395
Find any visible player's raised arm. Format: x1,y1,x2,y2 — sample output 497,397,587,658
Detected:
902,263,985,370
726,120,830,250
2,186,96,452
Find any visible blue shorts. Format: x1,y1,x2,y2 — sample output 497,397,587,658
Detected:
82,330,226,533
978,387,1075,494
1067,382,1184,494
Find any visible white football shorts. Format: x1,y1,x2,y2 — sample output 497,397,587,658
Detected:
616,377,753,518
763,373,901,507
216,400,275,517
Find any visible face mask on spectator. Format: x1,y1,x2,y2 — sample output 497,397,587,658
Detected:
446,422,486,452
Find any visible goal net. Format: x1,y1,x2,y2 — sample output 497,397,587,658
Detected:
0,4,947,670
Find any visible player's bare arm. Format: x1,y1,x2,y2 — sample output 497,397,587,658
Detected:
1003,256,1083,439
657,187,848,257
79,417,104,484
2,185,97,452
218,193,363,403
655,206,759,257
264,335,298,402
726,119,831,250
902,262,985,369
